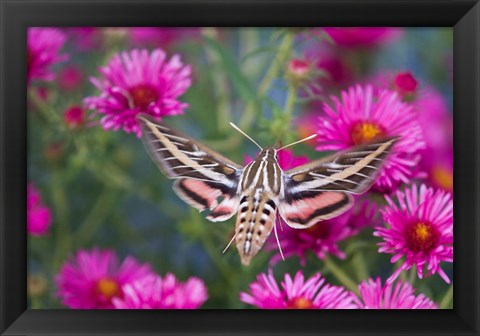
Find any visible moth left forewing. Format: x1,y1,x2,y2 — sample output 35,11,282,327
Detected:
137,115,243,222
138,115,242,181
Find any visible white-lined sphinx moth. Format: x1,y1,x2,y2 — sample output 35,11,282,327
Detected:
137,114,398,265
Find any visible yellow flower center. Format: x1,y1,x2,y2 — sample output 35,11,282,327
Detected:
351,121,385,145
96,278,121,299
287,297,313,309
405,222,439,253
415,223,430,240
129,84,159,110
432,166,453,191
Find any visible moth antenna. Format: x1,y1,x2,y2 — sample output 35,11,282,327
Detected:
229,122,262,150
278,134,317,151
222,232,237,254
273,219,285,261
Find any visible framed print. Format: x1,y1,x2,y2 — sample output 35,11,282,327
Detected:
1,0,479,335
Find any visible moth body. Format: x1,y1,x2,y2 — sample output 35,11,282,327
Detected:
236,147,282,265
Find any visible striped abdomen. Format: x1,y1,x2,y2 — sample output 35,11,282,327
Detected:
235,192,277,265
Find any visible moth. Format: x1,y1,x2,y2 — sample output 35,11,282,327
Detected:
137,114,398,265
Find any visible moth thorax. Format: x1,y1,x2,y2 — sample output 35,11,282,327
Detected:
258,147,278,162
242,149,282,195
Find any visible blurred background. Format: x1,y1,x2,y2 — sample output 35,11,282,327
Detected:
27,27,453,309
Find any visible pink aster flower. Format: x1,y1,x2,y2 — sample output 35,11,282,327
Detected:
416,88,452,154
27,184,52,236
374,184,453,284
84,48,192,137
316,85,426,192
240,270,358,309
112,273,207,309
356,277,437,309
55,249,153,309
413,88,453,192
27,28,68,85
369,75,453,192
421,150,453,193
322,27,403,48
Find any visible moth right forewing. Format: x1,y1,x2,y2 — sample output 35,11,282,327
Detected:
285,137,398,195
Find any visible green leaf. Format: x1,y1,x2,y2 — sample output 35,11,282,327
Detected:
203,36,257,101
241,46,277,63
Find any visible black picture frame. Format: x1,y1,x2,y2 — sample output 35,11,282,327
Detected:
1,0,479,335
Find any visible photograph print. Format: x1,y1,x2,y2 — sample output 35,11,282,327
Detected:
27,27,453,310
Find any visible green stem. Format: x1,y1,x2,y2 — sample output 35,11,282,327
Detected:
30,297,42,309
203,29,231,134
396,260,407,281
28,90,58,124
352,251,369,282
240,29,261,77
51,172,71,271
439,285,453,309
256,32,295,98
75,187,118,246
195,217,236,288
284,86,296,121
28,90,68,132
407,267,417,285
324,256,359,295
239,31,294,129
207,30,295,151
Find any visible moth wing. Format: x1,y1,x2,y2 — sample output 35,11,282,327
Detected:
278,191,353,229
138,114,243,181
279,137,397,229
173,179,240,222
284,137,398,195
137,115,243,222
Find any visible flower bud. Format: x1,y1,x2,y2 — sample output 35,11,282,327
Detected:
64,106,86,129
